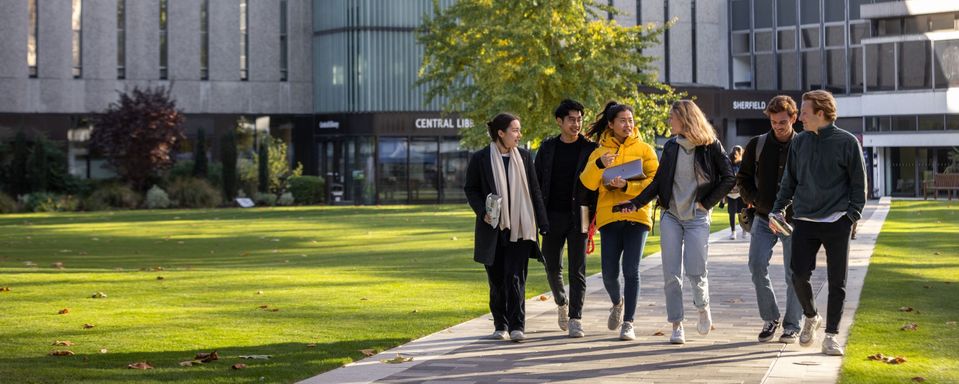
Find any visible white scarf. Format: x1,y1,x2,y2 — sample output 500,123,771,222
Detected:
489,143,537,242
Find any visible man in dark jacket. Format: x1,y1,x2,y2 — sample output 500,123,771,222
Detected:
737,95,802,344
534,99,598,338
771,90,867,357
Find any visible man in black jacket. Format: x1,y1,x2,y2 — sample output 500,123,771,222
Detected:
771,90,867,356
534,99,598,338
737,95,802,344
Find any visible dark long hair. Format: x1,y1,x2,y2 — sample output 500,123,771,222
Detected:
487,113,519,143
586,101,633,141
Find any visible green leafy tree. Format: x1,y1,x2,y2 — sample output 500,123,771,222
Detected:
192,129,208,178
253,137,303,199
257,140,269,193
220,128,238,201
27,138,48,192
418,0,681,148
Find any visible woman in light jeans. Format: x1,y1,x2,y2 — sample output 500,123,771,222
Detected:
623,100,735,344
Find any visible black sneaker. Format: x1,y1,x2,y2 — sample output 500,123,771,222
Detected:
779,328,799,344
758,320,780,342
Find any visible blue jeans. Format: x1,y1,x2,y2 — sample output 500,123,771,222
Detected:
748,215,802,332
599,221,650,323
660,210,711,323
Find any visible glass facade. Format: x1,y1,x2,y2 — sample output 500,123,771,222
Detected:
117,0,125,79
72,0,82,78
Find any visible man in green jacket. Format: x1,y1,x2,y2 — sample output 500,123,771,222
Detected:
770,90,867,357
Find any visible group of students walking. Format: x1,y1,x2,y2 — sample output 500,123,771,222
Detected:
464,90,867,356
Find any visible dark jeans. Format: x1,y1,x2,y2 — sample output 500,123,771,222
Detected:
599,221,650,323
790,217,853,334
726,197,743,231
541,211,587,319
486,239,533,333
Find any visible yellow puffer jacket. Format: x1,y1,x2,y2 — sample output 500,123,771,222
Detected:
579,128,659,230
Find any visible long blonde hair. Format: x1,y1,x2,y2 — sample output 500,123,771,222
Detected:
671,100,717,146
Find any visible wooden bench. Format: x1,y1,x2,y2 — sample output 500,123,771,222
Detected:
923,173,959,200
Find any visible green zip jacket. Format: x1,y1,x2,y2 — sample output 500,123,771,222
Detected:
771,124,867,221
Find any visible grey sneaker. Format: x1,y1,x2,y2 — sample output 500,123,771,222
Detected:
489,330,508,340
509,330,526,342
608,298,624,330
619,321,636,341
799,314,822,346
697,306,712,336
568,318,585,338
670,322,686,344
557,304,569,331
821,333,844,356
779,328,799,344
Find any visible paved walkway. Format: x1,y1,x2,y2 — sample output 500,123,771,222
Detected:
301,198,891,384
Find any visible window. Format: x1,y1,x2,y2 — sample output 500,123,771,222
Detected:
866,43,895,91
378,137,408,202
918,115,944,131
824,0,844,23
117,0,125,79
754,0,773,29
280,0,288,81
72,0,82,78
850,47,864,93
28,0,37,77
892,116,917,132
240,0,249,81
755,31,773,52
803,50,822,90
825,25,844,48
159,0,167,79
801,27,819,49
440,138,468,201
201,0,209,80
928,13,955,32
778,29,796,51
849,0,868,20
800,0,819,25
410,138,438,202
948,115,959,131
756,54,776,90
777,0,796,26
934,39,959,88
878,19,902,36
780,51,800,90
903,15,930,34
731,0,749,31
826,49,845,93
899,41,931,90
732,32,751,54
850,23,869,45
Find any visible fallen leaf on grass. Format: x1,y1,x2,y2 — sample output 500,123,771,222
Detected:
156,276,165,280
58,308,70,315
52,262,64,269
127,362,154,369
868,353,886,360
258,305,269,309
360,297,368,301
359,349,376,357
900,323,918,331
381,354,413,364
912,377,927,382
899,306,914,312
410,309,418,314
270,308,280,312
49,350,75,356
256,290,263,295
52,340,75,346
83,324,95,329
306,343,317,348
179,360,200,367
99,349,108,354
231,363,247,370
868,353,907,364
195,351,219,362
238,355,272,360
652,331,665,336
0,287,10,292
91,292,107,298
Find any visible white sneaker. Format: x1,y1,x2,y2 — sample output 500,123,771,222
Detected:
608,298,624,330
568,318,585,338
670,322,686,344
489,330,508,340
799,314,822,347
509,330,526,342
697,306,712,336
739,231,749,240
619,321,636,341
727,232,736,240
821,333,844,356
557,304,569,331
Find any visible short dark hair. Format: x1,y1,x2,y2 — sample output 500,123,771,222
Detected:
486,113,519,142
554,99,585,119
763,95,798,117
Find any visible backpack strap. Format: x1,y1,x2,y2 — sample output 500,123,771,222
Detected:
753,133,768,187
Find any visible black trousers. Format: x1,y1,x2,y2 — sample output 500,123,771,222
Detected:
485,239,533,332
790,216,853,334
541,211,588,319
726,197,743,231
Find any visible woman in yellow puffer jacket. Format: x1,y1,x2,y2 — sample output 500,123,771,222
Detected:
579,101,659,341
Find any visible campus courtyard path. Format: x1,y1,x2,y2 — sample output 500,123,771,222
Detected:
301,198,891,384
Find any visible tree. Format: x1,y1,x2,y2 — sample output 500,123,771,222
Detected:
418,0,682,148
91,86,185,191
257,139,269,193
253,136,303,199
220,128,238,201
8,131,29,196
192,129,208,178
27,138,48,192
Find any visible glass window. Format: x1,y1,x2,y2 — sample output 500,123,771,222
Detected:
755,31,773,52
410,138,438,202
441,138,468,202
849,0,868,20
837,117,862,133
780,51,800,90
904,16,929,34
826,49,845,93
892,116,917,131
778,29,796,51
28,0,37,77
756,54,776,89
947,115,959,131
929,13,954,31
866,43,896,91
159,0,167,79
878,19,901,36
732,0,750,31
72,0,82,78
934,39,959,88
801,27,819,49
732,32,751,54
755,0,773,29
899,41,931,90
865,116,880,132
879,116,892,131
280,0,288,81
117,0,125,79
800,0,819,25
824,0,844,23
850,46,864,93
240,0,248,80
850,23,870,45
201,0,209,80
918,115,944,131
378,137,409,202
777,0,796,26
803,50,822,90
825,25,844,47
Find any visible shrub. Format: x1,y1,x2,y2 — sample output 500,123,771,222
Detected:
193,129,208,178
253,192,276,206
0,191,19,213
276,192,294,206
288,175,325,205
21,193,81,212
237,158,258,197
84,184,141,211
145,185,171,209
167,178,222,208
168,160,222,189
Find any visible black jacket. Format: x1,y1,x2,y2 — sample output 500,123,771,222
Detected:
737,132,795,220
533,134,599,220
464,146,549,266
632,137,736,211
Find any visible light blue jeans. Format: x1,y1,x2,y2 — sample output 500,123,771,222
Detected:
660,209,711,323
749,215,803,332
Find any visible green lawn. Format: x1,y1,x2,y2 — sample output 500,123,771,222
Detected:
840,200,959,384
0,205,727,383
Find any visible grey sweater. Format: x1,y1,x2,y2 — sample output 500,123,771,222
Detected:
772,124,867,221
668,137,707,220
